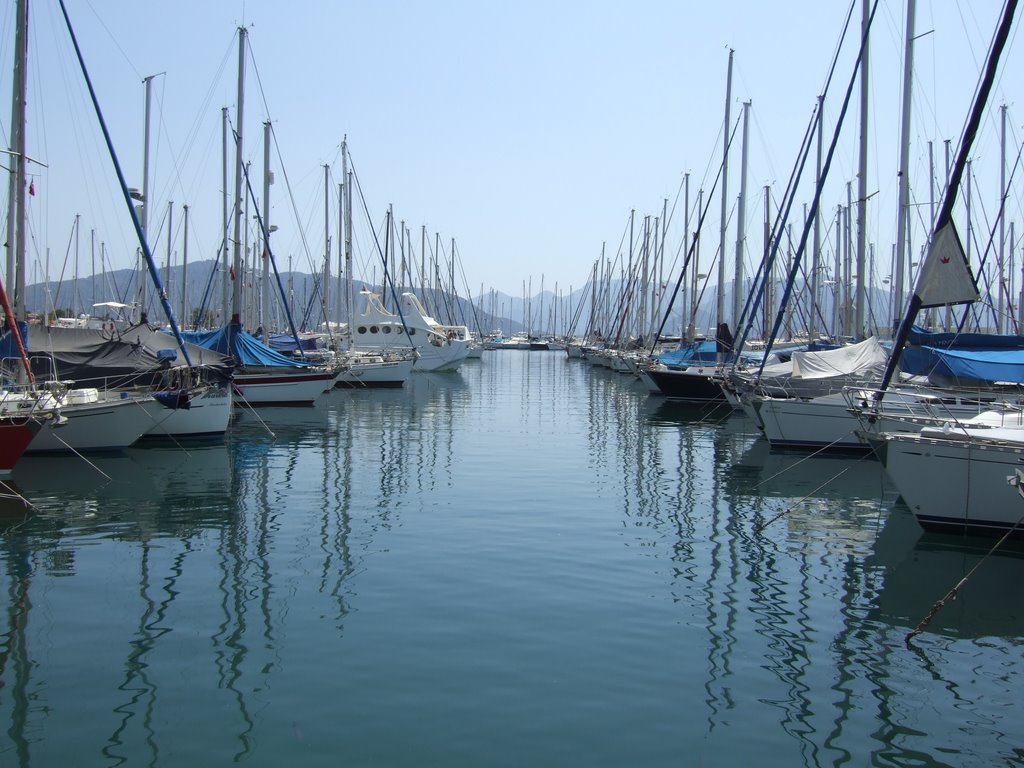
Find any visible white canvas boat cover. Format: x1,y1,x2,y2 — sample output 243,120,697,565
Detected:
790,336,888,379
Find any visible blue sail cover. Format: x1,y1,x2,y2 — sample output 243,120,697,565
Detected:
903,345,1024,384
902,325,1024,381
656,340,720,368
179,323,311,368
907,325,1024,349
0,321,29,358
267,333,319,353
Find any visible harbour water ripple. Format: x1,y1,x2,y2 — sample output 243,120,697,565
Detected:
0,350,1021,766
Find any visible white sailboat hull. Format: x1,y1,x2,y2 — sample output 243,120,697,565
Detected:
757,393,867,451
141,385,233,438
758,388,1018,452
879,429,1024,535
233,369,335,406
27,393,156,453
411,339,470,371
335,357,414,388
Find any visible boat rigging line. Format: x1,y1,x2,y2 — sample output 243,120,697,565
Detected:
55,0,194,369
752,443,874,534
753,0,879,378
904,509,1024,647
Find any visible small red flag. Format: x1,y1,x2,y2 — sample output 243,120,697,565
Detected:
28,180,34,196
229,266,236,280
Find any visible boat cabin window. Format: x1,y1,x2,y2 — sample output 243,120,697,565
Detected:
357,326,367,334
370,326,379,334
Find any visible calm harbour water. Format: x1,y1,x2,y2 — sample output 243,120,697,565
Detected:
0,350,1022,767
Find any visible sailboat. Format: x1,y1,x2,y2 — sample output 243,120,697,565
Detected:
26,322,234,441
0,0,180,454
643,53,743,406
0,299,52,472
330,143,414,388
862,0,1023,536
182,27,336,406
726,0,894,443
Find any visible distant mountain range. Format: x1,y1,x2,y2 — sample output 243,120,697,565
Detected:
24,258,893,340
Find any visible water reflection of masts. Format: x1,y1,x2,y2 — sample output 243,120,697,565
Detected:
820,549,883,763
755,504,826,763
743,447,891,760
669,410,699,580
103,542,168,764
324,404,354,618
0,533,32,765
215,462,260,759
701,426,746,732
406,374,460,499
585,362,613,478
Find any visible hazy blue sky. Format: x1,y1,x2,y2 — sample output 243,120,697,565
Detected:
5,0,1021,301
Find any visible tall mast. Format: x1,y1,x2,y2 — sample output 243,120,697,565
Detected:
733,99,751,327
833,205,842,336
164,202,172,311
137,73,154,323
534,272,542,335
718,49,733,334
5,0,27,322
640,217,649,341
323,163,330,330
230,26,247,324
1019,221,1024,331
681,173,689,339
893,0,915,331
810,94,824,341
690,189,703,340
243,161,251,323
650,214,659,337
73,214,79,315
343,139,354,337
221,106,229,325
844,187,853,334
658,198,667,338
337,181,343,330
762,186,772,339
182,204,189,326
420,225,426,301
90,228,95,309
855,0,870,340
400,221,407,294
625,209,634,342
261,121,272,342
998,103,1007,333
434,232,440,314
